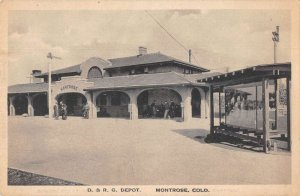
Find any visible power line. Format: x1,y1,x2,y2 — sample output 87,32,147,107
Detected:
145,11,196,56
191,53,201,66
145,10,205,66
145,10,189,52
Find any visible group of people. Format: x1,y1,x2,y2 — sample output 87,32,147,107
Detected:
53,102,90,120
53,101,68,120
141,100,180,119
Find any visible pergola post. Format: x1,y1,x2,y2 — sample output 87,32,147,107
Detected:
255,86,258,130
286,77,291,151
219,91,221,125
209,85,214,135
262,78,270,153
224,89,227,124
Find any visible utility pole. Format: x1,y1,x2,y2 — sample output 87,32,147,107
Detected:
46,52,61,119
272,26,280,129
272,26,280,64
188,49,192,63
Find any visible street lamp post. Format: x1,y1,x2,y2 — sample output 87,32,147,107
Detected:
46,52,61,119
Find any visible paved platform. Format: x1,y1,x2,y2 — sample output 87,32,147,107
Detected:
8,116,291,185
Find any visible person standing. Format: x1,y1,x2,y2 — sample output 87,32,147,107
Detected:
53,101,59,120
170,100,175,118
163,101,170,119
83,103,90,119
150,100,157,118
60,101,68,120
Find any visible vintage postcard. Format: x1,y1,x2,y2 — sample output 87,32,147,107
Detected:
0,0,299,195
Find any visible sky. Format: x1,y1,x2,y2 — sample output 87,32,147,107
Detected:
8,10,291,85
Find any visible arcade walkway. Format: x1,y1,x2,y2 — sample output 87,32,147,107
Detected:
8,117,290,185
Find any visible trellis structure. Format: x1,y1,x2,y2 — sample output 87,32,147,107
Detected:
198,62,291,153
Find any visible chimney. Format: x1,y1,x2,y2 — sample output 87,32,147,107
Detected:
31,70,42,83
32,70,42,75
138,46,147,55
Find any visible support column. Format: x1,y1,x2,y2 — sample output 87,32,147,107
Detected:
209,85,214,135
198,88,206,119
180,102,184,120
131,102,138,120
129,91,138,120
27,95,34,116
262,78,270,153
205,89,209,119
183,95,192,122
9,96,15,116
85,92,94,119
91,92,98,118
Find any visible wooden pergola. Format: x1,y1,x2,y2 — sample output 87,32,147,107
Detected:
198,62,291,153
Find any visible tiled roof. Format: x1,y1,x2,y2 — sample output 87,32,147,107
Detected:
34,53,209,77
8,83,48,94
180,72,222,83
85,72,194,90
107,52,209,72
35,64,81,77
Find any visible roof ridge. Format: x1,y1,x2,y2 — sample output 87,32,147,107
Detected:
108,52,161,61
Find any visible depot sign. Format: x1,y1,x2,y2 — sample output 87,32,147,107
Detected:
60,85,79,91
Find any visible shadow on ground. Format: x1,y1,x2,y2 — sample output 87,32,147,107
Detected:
172,129,209,144
8,168,84,185
171,129,262,153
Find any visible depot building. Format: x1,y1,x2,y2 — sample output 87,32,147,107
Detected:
8,47,218,121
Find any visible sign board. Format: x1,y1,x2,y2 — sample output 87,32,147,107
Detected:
60,85,79,92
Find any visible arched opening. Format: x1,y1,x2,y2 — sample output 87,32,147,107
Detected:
96,91,130,118
32,94,48,116
87,66,102,79
137,88,182,119
14,94,28,115
56,93,87,116
192,88,201,118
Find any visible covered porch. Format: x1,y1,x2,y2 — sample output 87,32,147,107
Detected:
84,72,210,122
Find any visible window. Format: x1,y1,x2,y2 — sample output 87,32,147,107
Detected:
87,67,102,79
